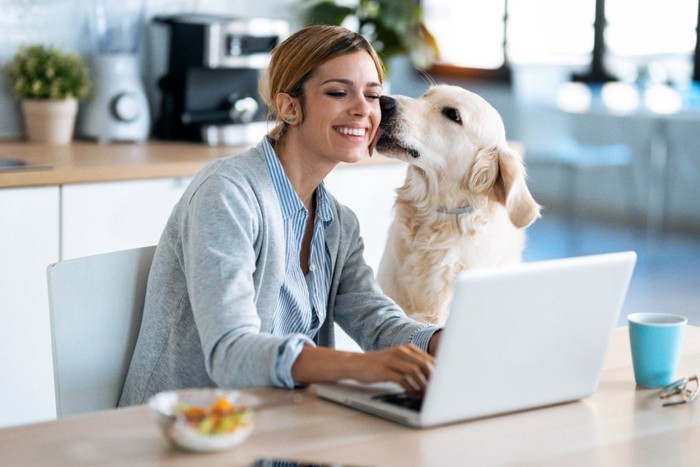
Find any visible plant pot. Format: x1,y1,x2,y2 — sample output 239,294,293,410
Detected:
21,98,79,145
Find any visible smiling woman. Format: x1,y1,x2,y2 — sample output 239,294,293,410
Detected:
118,25,442,409
271,52,383,171
259,24,385,175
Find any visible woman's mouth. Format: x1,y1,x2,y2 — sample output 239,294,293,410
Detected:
335,126,367,137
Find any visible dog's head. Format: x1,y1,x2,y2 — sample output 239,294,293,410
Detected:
376,84,541,228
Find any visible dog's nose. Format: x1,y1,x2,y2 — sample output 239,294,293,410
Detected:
380,95,397,122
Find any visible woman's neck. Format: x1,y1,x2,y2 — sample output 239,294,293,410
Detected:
273,134,333,208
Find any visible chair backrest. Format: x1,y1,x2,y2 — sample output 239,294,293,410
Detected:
47,245,156,417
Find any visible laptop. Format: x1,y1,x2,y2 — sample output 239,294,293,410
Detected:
314,251,637,428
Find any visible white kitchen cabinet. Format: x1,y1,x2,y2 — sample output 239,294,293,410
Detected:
61,178,190,260
0,177,190,428
58,163,404,269
325,163,406,272
0,186,59,428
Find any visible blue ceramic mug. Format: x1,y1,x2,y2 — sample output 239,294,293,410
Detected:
628,312,687,388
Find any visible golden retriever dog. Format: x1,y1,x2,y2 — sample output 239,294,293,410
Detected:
374,84,541,325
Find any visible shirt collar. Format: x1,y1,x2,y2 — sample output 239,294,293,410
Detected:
262,136,334,227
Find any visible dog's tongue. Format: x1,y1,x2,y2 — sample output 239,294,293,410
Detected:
368,127,383,157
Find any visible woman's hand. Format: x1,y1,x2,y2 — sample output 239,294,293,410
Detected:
292,344,435,396
352,344,435,395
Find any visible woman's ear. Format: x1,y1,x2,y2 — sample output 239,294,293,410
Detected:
275,93,303,125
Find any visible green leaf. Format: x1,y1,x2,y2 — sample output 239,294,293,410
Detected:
3,44,91,100
300,0,440,69
305,2,355,26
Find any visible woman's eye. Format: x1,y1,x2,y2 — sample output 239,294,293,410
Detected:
442,107,462,124
327,91,347,98
366,94,380,100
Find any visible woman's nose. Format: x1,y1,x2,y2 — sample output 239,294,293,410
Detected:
351,95,373,116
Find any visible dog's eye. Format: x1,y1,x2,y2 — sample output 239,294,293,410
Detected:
442,107,462,124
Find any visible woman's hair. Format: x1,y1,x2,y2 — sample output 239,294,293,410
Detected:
259,25,384,139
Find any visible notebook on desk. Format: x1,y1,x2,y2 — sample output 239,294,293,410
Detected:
314,251,637,428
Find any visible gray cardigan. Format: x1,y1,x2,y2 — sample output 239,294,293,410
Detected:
119,140,436,406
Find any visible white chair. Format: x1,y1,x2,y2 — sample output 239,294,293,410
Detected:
47,245,156,417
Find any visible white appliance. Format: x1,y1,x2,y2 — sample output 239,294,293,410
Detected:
78,0,150,142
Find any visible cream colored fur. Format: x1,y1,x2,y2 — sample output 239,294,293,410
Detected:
375,85,541,325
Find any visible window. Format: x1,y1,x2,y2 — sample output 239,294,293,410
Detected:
507,0,594,66
605,0,697,85
422,0,505,69
422,0,699,84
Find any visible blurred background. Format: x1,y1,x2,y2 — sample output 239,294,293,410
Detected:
1,0,699,430
1,0,698,326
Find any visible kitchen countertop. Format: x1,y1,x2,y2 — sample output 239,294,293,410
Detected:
0,139,400,189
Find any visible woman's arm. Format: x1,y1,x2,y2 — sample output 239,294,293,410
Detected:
183,173,291,388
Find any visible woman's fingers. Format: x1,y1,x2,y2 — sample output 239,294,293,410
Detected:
391,345,433,393
359,344,435,395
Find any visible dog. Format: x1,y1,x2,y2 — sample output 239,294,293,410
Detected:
374,84,541,325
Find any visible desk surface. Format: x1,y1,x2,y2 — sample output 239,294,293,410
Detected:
1,326,698,467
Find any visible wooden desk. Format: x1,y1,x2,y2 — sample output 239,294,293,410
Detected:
1,328,698,467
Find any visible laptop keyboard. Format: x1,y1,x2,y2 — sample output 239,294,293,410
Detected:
374,392,423,411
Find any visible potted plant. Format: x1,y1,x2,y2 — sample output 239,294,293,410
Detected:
4,44,91,145
302,0,439,72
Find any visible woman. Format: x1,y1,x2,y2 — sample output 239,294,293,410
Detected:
119,25,441,407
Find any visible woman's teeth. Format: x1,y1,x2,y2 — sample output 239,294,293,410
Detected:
336,127,366,136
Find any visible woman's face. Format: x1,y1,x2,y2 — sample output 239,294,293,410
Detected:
297,51,382,165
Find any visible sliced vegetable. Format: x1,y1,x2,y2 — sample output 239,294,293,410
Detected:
174,396,252,435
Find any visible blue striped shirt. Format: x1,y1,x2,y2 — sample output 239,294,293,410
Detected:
262,137,332,387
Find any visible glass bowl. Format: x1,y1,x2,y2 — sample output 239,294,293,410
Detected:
148,388,259,452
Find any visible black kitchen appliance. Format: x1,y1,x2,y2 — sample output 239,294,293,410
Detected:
151,14,288,145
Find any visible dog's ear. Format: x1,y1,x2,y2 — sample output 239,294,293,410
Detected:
497,146,542,228
467,147,501,194
468,146,541,228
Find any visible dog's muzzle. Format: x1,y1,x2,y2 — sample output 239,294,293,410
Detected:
376,95,420,159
